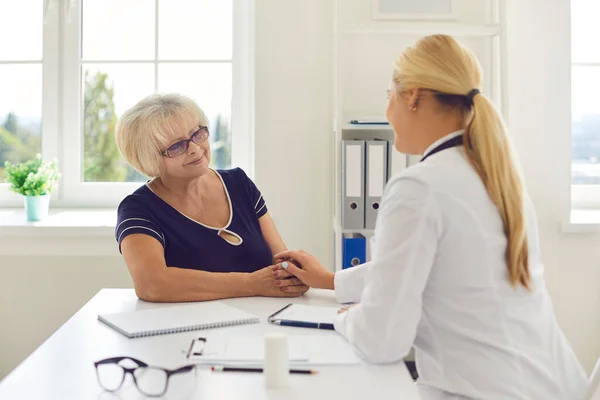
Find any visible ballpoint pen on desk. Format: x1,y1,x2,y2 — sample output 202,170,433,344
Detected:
211,365,318,375
271,319,335,330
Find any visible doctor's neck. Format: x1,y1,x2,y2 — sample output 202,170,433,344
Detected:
414,110,466,156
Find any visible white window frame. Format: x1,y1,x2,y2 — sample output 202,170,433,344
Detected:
571,59,600,209
570,1,600,210
0,0,254,208
0,0,60,207
572,184,600,209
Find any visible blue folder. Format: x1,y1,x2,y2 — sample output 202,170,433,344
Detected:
342,235,366,269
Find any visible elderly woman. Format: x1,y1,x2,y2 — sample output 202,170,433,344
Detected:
115,93,307,302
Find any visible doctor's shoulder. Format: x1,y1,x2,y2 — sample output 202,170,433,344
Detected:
390,157,448,186
383,167,433,204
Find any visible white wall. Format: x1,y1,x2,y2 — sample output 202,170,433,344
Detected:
2,0,600,383
506,0,600,372
254,0,334,266
0,256,132,379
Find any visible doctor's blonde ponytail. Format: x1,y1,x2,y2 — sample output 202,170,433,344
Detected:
393,35,530,289
467,90,530,290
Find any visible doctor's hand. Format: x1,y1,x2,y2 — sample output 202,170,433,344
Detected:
271,261,311,295
337,304,358,314
273,250,335,290
249,265,309,298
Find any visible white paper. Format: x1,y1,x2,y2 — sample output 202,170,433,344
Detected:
189,335,362,366
191,336,308,363
299,336,362,366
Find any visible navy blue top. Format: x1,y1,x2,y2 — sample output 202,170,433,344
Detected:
115,168,273,273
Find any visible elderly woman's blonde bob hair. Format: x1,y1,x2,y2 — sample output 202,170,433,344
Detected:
116,93,208,177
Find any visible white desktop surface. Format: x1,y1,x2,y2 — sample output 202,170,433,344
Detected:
0,288,420,399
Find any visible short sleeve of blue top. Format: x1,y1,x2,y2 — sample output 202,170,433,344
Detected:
114,168,273,273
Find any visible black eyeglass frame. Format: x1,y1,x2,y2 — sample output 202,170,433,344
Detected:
160,125,210,158
93,356,196,397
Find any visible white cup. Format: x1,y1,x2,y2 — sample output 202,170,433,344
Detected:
264,333,290,388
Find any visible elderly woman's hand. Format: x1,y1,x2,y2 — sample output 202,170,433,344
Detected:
248,265,309,298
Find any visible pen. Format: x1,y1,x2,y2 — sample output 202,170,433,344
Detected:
272,319,335,330
211,365,318,375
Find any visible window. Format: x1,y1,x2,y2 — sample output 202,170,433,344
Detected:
0,1,43,183
0,0,253,207
571,0,600,206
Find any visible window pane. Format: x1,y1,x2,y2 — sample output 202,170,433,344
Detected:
0,65,42,181
0,0,42,60
572,66,600,184
158,63,232,169
82,0,155,60
571,0,600,63
158,0,232,60
82,64,154,182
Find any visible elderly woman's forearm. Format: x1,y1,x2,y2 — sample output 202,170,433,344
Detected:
134,266,253,302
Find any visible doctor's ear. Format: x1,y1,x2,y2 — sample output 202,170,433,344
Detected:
406,88,420,111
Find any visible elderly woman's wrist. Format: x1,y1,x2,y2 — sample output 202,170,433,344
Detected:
237,272,258,296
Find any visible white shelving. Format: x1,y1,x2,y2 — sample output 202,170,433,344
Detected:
342,25,501,37
342,123,392,130
332,0,506,271
341,228,375,235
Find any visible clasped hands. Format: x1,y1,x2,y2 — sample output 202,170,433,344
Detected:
254,249,356,314
249,260,309,298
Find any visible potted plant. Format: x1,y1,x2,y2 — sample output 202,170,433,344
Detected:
4,154,60,222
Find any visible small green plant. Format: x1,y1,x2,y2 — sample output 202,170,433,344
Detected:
4,154,60,196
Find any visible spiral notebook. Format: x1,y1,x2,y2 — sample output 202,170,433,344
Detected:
98,302,260,338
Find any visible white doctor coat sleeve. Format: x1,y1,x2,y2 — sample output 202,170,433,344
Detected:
334,176,440,364
334,261,372,304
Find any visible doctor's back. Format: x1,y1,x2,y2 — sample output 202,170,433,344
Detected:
406,145,587,399
347,34,587,400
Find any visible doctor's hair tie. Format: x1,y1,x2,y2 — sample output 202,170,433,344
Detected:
466,88,480,105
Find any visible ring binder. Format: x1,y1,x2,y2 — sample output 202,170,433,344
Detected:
365,140,388,229
342,140,366,229
342,234,366,269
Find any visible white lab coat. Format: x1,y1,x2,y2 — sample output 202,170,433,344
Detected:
333,131,588,400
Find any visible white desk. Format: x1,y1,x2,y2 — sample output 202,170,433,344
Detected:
0,289,420,399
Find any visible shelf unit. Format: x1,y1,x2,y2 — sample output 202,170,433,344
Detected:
342,25,502,37
332,0,506,271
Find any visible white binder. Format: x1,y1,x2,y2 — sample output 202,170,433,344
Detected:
365,140,388,229
342,140,365,229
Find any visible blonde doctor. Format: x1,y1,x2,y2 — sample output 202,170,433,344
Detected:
274,35,587,399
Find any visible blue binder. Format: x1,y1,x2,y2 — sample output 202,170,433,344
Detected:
342,234,366,269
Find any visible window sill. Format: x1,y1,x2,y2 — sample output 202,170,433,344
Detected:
0,209,116,236
562,210,600,233
0,209,119,256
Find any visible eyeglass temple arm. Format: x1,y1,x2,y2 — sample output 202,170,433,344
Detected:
94,356,149,368
168,365,196,377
